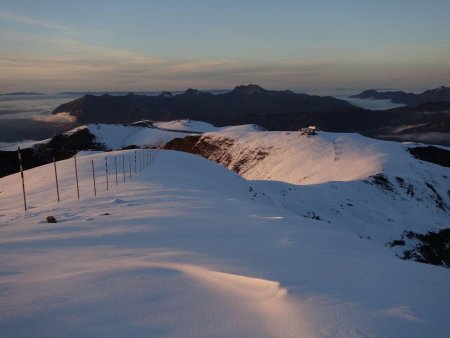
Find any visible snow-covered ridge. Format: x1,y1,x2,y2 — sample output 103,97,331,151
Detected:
164,127,449,247
3,120,449,250
83,120,263,149
1,149,449,337
202,129,384,184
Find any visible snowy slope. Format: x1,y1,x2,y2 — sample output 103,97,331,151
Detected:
85,121,261,149
168,128,449,247
1,149,450,337
3,120,218,151
202,129,384,184
76,123,200,149
153,119,221,132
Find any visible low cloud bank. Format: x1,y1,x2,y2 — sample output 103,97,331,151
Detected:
32,112,76,123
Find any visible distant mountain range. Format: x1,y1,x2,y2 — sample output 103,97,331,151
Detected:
52,84,358,125
0,92,45,96
51,85,450,144
350,86,450,105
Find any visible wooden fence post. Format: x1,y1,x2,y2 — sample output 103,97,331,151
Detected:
53,156,60,203
105,156,109,191
92,160,97,196
17,147,27,211
122,155,126,182
129,154,132,178
114,156,118,185
74,155,80,199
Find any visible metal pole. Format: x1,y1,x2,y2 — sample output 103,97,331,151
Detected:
114,156,118,185
105,156,109,191
122,155,126,182
134,151,137,174
17,147,27,211
92,160,97,196
74,155,80,199
53,156,60,203
129,154,132,178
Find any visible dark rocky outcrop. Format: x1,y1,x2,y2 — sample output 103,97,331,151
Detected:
0,128,105,178
390,229,450,268
408,146,450,167
162,135,272,176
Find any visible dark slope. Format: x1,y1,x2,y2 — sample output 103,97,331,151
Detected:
52,85,361,124
0,128,105,178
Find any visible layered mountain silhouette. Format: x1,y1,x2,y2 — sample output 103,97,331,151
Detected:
52,85,450,138
52,84,359,124
350,86,450,105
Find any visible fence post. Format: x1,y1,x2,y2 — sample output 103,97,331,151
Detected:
92,159,97,196
74,155,80,199
17,147,27,211
114,156,118,185
129,154,132,178
122,155,126,182
53,156,60,203
105,156,109,191
134,151,137,174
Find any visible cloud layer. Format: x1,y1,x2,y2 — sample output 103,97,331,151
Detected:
32,112,76,124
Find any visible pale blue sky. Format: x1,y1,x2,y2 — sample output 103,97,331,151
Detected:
0,0,449,92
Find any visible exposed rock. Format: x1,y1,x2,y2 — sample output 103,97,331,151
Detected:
391,229,450,268
408,146,450,167
161,135,271,176
46,216,57,223
0,128,106,178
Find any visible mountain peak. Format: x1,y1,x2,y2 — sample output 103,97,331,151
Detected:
159,91,173,98
422,86,450,95
231,84,267,96
183,88,202,96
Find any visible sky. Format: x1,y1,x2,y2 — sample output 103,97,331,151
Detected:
0,0,449,93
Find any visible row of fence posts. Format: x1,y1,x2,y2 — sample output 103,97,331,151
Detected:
17,148,158,211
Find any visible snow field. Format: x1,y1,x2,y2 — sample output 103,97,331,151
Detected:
1,149,450,337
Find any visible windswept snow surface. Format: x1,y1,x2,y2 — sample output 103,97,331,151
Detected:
199,128,449,243
85,121,259,150
153,120,220,133
81,124,193,149
8,120,219,151
1,149,450,337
